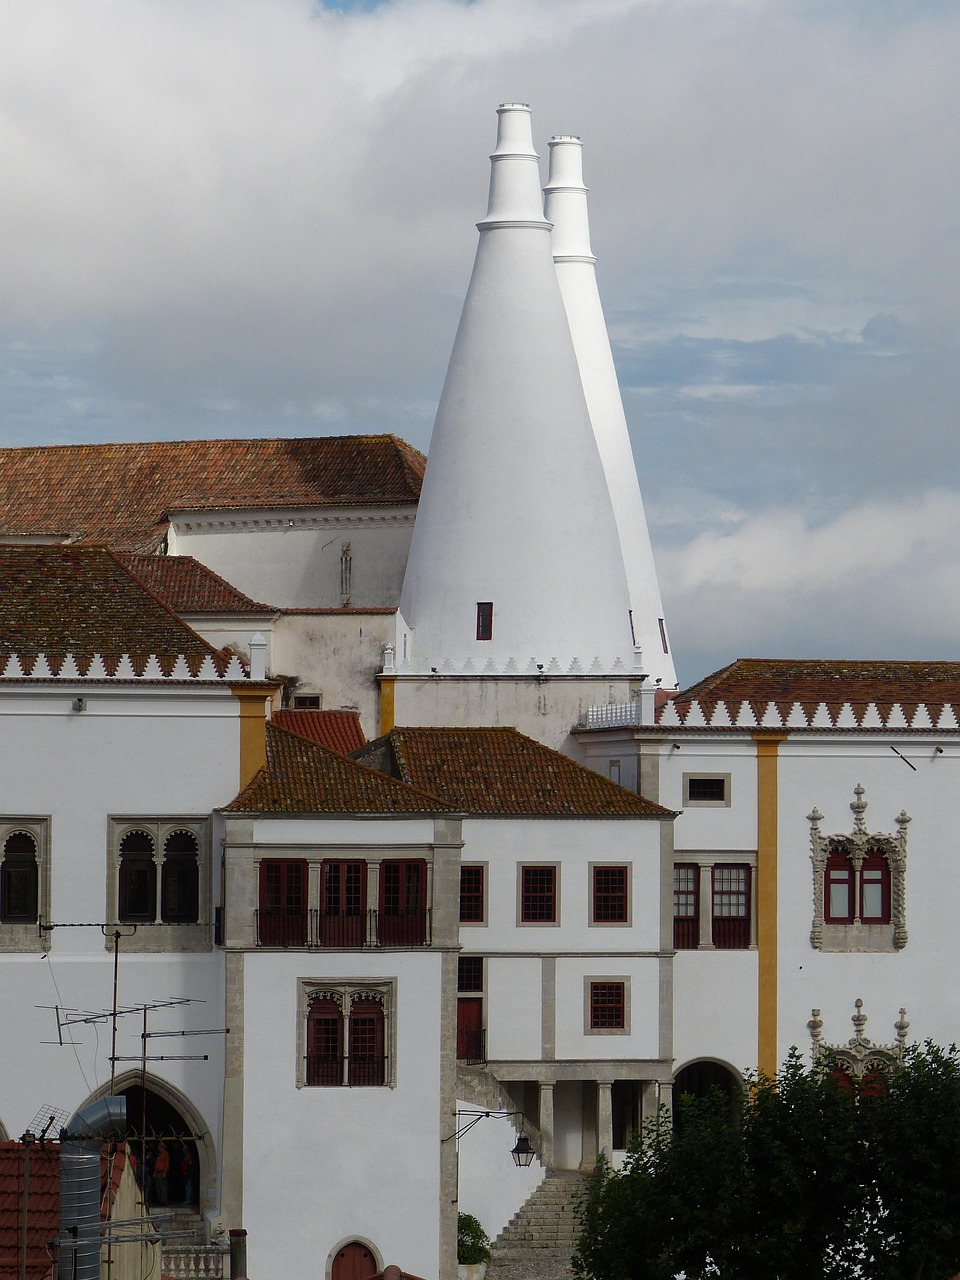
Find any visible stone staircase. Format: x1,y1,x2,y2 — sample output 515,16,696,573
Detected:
485,1170,588,1280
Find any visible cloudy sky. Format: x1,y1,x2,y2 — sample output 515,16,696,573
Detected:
1,0,958,685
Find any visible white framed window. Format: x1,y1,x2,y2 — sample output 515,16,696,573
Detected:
0,818,50,953
106,818,211,952
297,979,396,1088
584,977,631,1035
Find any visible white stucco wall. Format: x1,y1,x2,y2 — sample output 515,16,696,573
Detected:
170,508,415,610
454,1096,545,1245
0,682,240,1199
241,950,445,1280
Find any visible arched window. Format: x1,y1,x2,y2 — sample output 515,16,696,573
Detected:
161,830,199,924
306,999,344,1086
119,830,157,922
0,832,39,922
860,849,891,924
824,849,854,923
348,1000,385,1087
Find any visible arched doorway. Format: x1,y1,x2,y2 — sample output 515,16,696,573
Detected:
119,1084,200,1206
331,1240,378,1280
673,1059,742,1129
84,1072,212,1212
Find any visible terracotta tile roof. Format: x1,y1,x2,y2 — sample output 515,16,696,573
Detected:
0,1144,126,1280
222,723,451,814
353,727,673,817
0,436,425,552
0,546,225,671
0,1142,59,1280
119,554,274,614
672,658,960,726
273,710,366,755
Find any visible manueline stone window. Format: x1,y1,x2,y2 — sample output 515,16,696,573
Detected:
299,979,396,1088
808,785,909,953
0,820,50,953
107,818,210,952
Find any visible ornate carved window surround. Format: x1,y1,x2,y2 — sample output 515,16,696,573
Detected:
808,784,910,953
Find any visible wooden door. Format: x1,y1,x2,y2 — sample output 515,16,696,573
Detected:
331,1240,377,1280
321,860,366,946
456,997,484,1061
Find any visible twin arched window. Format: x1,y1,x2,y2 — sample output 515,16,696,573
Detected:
306,992,386,1087
824,848,891,925
119,828,200,923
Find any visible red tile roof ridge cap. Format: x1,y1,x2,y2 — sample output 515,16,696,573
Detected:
280,606,398,616
0,432,424,454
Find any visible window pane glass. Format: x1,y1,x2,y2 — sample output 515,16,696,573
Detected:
829,878,852,919
862,870,884,920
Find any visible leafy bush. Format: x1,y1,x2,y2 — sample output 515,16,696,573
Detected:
457,1212,491,1265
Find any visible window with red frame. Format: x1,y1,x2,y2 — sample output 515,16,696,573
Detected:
712,864,751,949
824,849,855,923
258,859,308,946
673,864,699,949
589,981,626,1031
306,998,343,1086
592,866,628,924
348,999,386,1086
520,866,557,923
860,850,891,923
476,601,494,641
320,860,367,946
459,865,485,923
378,859,427,945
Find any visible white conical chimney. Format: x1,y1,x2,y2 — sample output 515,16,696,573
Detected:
544,135,677,687
399,104,634,676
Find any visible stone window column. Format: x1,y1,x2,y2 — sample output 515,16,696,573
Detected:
597,1082,613,1160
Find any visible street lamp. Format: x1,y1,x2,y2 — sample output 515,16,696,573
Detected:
443,1109,536,1167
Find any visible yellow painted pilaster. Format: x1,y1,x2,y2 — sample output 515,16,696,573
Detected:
755,734,786,1079
379,674,396,734
231,687,269,789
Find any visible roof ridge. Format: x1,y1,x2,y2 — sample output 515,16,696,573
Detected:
104,549,225,659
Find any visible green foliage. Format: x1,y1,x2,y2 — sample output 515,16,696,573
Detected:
457,1211,491,1265
573,1044,960,1280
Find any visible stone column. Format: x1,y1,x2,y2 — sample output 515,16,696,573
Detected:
699,864,714,947
597,1082,614,1160
539,1082,555,1169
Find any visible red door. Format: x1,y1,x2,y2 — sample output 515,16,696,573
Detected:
331,1241,377,1280
258,859,307,946
457,997,484,1062
378,859,427,945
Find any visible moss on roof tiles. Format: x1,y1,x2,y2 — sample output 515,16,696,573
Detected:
0,546,220,660
0,436,425,552
222,723,451,814
273,709,366,756
354,726,672,817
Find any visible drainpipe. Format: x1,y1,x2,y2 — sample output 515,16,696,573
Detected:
59,1096,127,1280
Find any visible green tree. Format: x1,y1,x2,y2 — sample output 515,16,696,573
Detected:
573,1044,960,1280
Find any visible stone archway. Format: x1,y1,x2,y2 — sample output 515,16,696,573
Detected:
673,1058,743,1129
84,1072,215,1214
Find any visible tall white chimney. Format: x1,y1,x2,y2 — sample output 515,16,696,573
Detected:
399,105,634,676
544,135,677,688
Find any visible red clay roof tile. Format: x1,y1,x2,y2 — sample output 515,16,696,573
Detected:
0,436,425,552
119,554,273,614
222,723,450,814
354,727,673,817
273,710,365,755
674,658,960,725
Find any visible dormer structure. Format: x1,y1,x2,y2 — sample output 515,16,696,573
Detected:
398,104,635,680
544,135,676,689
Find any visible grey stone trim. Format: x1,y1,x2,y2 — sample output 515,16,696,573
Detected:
541,956,556,1060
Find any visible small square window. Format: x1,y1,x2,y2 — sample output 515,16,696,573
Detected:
683,774,731,807
519,865,558,924
476,601,494,641
293,695,321,710
585,979,629,1034
459,865,486,924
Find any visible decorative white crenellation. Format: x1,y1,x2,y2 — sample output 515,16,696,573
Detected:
649,698,960,732
398,104,635,677
0,651,254,681
544,135,677,689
